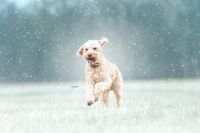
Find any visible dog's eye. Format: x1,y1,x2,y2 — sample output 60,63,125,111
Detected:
85,48,88,51
93,47,97,50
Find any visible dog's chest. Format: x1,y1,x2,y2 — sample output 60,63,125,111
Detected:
89,69,104,83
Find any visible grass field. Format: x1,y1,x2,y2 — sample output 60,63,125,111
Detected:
0,80,200,133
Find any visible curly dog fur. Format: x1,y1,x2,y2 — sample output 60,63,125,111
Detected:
76,37,123,107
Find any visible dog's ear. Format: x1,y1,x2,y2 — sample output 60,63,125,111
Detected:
99,37,109,46
76,46,84,58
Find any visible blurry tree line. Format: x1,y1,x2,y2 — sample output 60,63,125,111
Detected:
0,0,200,82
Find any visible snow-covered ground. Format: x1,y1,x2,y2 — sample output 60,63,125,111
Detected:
0,80,200,133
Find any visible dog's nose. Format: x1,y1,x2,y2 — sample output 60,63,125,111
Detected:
88,54,92,58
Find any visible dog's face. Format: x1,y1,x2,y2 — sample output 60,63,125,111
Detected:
76,37,108,63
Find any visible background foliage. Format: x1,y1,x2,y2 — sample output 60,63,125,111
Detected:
0,0,200,82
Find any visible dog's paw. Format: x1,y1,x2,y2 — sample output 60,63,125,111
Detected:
86,96,99,106
86,96,95,105
87,101,93,106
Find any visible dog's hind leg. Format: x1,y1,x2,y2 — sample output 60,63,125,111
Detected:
112,73,123,108
102,90,109,107
113,87,122,108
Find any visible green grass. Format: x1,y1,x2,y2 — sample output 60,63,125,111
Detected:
0,80,200,133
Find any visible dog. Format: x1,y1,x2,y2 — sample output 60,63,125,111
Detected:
76,37,123,107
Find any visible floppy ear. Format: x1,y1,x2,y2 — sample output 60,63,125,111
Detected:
99,37,109,46
76,46,84,58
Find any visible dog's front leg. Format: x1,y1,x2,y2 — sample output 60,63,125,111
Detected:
94,81,112,96
94,81,111,107
86,84,95,106
85,84,98,106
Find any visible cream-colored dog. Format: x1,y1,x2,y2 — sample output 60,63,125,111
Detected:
76,37,123,107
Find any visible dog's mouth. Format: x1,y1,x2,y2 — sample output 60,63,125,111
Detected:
87,57,96,63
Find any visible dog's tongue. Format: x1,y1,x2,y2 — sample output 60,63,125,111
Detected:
88,60,93,64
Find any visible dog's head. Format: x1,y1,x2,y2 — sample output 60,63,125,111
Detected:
76,37,109,63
